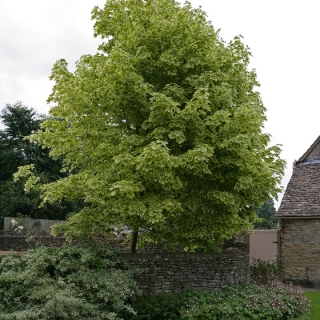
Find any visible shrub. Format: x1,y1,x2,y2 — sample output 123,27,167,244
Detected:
120,283,310,320
250,257,284,287
180,284,310,319
0,241,140,319
119,292,185,320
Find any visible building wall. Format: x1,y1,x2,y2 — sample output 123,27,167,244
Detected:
280,218,320,286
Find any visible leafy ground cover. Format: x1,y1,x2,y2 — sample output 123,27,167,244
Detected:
0,242,139,319
304,291,320,320
119,284,310,320
0,244,312,319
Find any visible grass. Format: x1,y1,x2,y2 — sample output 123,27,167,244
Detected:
304,291,320,319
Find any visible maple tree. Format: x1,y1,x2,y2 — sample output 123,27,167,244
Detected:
16,0,285,252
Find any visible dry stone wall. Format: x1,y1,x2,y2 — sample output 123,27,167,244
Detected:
0,232,250,294
123,249,249,294
0,231,247,253
0,232,68,251
0,231,128,252
280,218,320,286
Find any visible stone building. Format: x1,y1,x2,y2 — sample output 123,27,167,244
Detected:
276,136,320,286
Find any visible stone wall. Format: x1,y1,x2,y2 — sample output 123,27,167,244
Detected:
0,231,128,252
0,232,250,294
0,231,247,253
280,218,320,286
0,231,183,253
0,232,68,251
123,249,249,294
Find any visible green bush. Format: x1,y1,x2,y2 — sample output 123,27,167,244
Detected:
250,257,284,287
180,284,310,320
120,292,185,320
120,283,310,320
0,242,140,319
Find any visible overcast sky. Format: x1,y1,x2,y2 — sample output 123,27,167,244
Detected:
1,0,319,208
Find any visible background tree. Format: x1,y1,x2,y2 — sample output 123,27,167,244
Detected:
253,198,278,229
0,102,64,180
0,102,82,228
0,102,45,180
17,0,285,252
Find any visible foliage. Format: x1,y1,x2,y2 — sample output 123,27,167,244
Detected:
305,291,320,320
9,218,25,232
0,179,34,227
0,102,55,180
0,242,139,319
179,284,310,320
16,0,285,251
254,198,278,229
0,103,84,228
119,293,183,320
120,284,310,320
0,179,81,229
250,257,284,287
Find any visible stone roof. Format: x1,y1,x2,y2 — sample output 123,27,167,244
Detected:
297,135,320,164
277,136,320,218
277,163,320,217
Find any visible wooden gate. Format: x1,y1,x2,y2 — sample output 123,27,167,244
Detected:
247,230,280,265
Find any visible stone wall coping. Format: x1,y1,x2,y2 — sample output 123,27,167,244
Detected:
247,230,279,233
0,249,245,258
121,248,246,260
276,216,320,219
0,231,123,239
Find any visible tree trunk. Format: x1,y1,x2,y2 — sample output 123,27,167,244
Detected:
130,230,138,253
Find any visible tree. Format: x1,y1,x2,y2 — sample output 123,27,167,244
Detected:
0,103,48,226
16,0,285,252
253,198,278,229
0,102,65,181
0,102,44,180
0,103,82,227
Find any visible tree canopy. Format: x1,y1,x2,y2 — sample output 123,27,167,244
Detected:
16,0,285,251
0,103,82,227
253,198,278,229
0,102,46,181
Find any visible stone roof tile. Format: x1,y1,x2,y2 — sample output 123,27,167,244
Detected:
277,163,320,217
